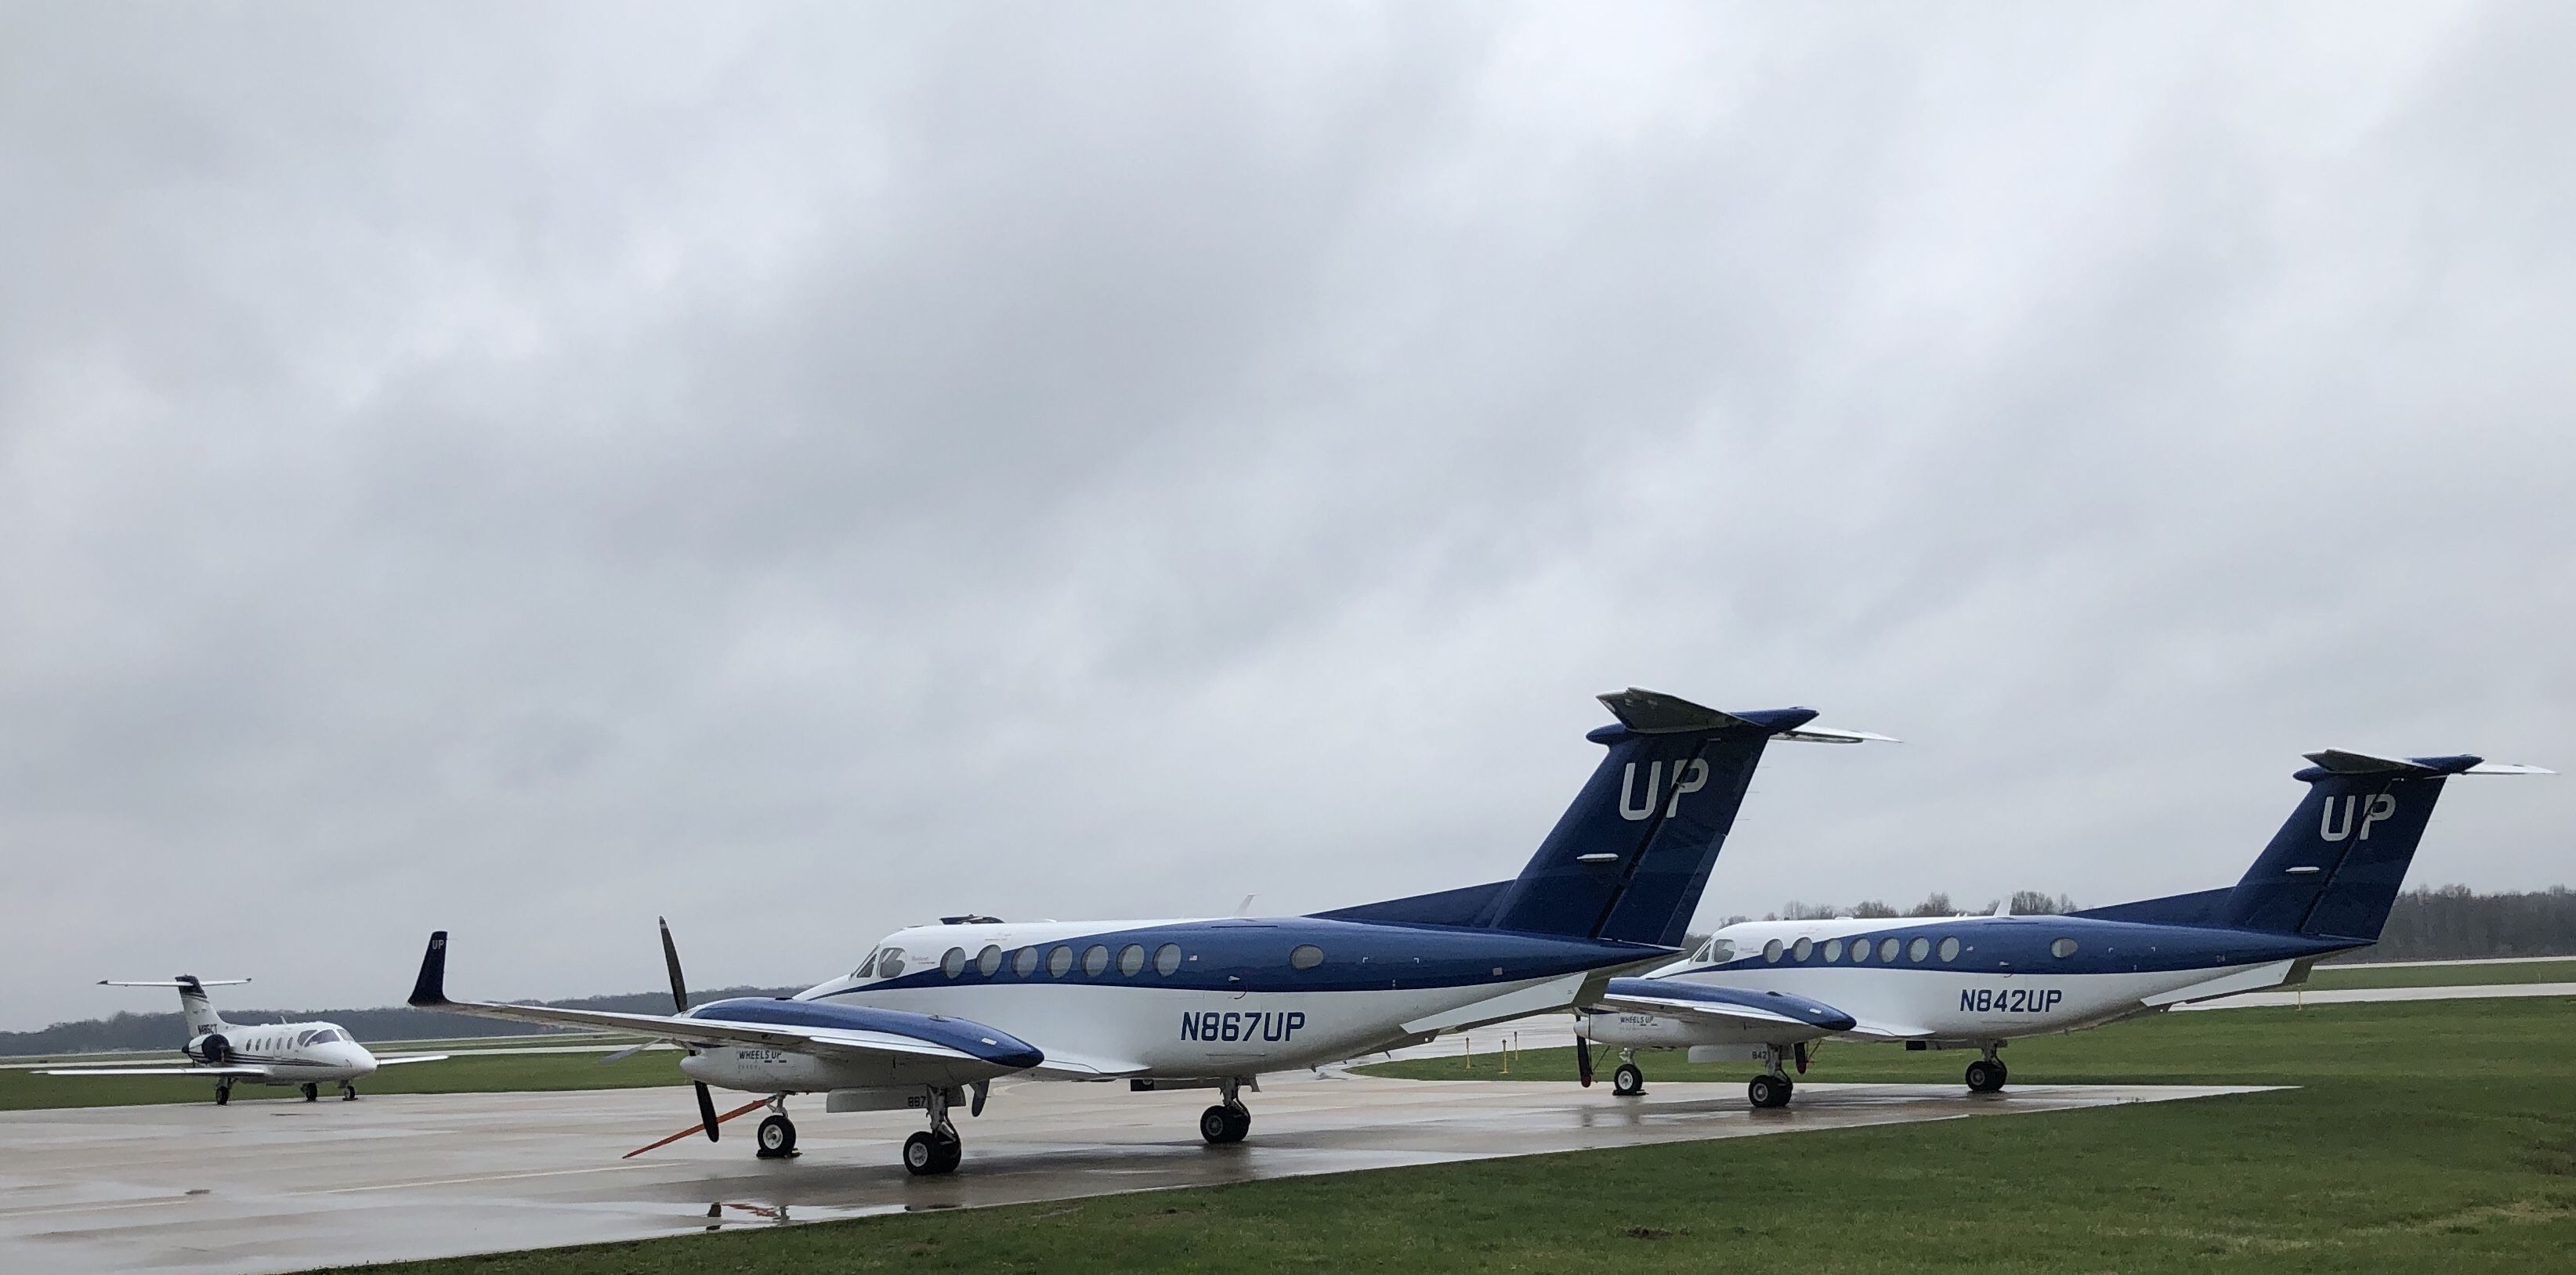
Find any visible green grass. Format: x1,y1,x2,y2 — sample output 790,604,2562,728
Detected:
327,997,2576,1274
2306,958,2576,990
0,1046,688,1111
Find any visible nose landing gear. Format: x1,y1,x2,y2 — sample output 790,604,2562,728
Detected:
341,1082,359,1101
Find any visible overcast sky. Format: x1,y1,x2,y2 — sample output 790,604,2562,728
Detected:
2,3,2567,1031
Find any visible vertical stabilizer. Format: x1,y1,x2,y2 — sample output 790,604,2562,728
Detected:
101,977,248,1038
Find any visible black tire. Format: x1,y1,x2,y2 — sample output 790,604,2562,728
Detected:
1612,1063,1645,1096
1224,1107,1252,1142
932,1133,962,1173
214,1084,231,1107
302,1083,319,1103
342,1085,358,1101
903,1131,943,1176
1749,1075,1788,1108
1199,1105,1236,1144
1966,1060,2005,1093
757,1114,798,1158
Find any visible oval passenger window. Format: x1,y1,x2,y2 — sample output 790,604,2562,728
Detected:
1823,938,1844,962
941,947,968,977
1763,939,1785,963
1851,939,1871,963
1791,937,1814,962
1118,944,1146,976
1290,944,1324,970
2051,937,2079,959
1939,937,1961,963
1083,945,1110,976
1047,946,1073,977
1880,937,1901,963
1908,937,1930,962
1013,947,1040,977
975,945,1003,977
1155,943,1183,976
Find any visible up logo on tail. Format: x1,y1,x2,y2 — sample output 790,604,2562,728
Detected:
1619,759,1710,821
2320,793,2397,842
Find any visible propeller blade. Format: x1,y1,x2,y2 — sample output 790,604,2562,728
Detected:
969,1079,990,1118
623,1094,768,1159
1576,1036,1596,1087
695,1081,720,1140
659,916,690,1015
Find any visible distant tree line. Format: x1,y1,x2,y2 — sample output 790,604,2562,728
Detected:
0,985,806,1059
1711,886,2576,964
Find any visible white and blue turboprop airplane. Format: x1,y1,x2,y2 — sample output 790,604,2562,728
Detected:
405,688,1889,1175
40,977,450,1104
1575,749,2547,1108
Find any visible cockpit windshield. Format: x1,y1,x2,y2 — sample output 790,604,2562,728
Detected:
852,948,880,979
308,1029,343,1046
875,946,907,979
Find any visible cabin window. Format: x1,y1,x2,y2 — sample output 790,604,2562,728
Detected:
1938,937,1962,963
940,947,968,977
1118,944,1147,977
1290,944,1325,970
854,948,879,979
878,948,908,978
1083,945,1111,977
975,945,1004,977
1013,947,1040,977
1878,937,1901,963
1711,938,1736,963
1851,938,1872,963
2050,937,2079,959
295,1031,317,1047
1908,937,1931,962
1155,943,1183,976
1823,938,1845,963
1763,939,1785,963
1791,937,1813,962
1047,946,1074,977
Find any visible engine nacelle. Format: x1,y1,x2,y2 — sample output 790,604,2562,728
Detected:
1576,1011,1713,1049
190,1033,233,1065
679,1046,989,1093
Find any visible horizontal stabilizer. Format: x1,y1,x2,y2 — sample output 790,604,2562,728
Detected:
1774,725,1901,745
2303,750,2551,777
100,978,251,988
2466,761,2555,775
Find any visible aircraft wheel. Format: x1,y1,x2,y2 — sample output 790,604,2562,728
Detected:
1965,1060,2006,1093
1612,1063,1645,1096
1199,1103,1250,1144
1749,1075,1791,1108
214,1083,231,1107
302,1083,320,1103
756,1114,798,1158
903,1130,961,1176
342,1083,358,1101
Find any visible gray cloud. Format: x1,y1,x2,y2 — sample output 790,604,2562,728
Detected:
2,2,2568,1029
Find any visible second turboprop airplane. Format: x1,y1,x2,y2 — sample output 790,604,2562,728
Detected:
407,688,1888,1174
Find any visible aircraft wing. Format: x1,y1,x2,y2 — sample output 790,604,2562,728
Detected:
371,1054,450,1066
1019,1049,1151,1080
1833,1020,1937,1041
42,1065,267,1078
1591,979,1860,1033
407,932,1040,1072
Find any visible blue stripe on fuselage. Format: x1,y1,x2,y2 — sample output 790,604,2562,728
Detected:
1601,977,1858,1031
684,999,1045,1068
1695,916,2357,979
837,918,1670,998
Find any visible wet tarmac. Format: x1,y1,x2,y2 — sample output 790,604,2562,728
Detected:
0,1072,2273,1273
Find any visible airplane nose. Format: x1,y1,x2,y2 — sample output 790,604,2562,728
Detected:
348,1046,378,1075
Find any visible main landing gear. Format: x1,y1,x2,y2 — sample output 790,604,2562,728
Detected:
1611,1049,1646,1096
1965,1045,2009,1094
903,1088,961,1176
1747,1042,1802,1110
756,1096,800,1160
214,1081,233,1106
302,1082,320,1103
1199,1077,1253,1145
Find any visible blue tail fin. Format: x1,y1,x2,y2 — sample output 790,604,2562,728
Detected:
1319,689,1889,947
2076,751,2544,941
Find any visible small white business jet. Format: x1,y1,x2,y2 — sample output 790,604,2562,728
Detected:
1576,749,2547,1107
407,688,1889,1174
42,976,450,1104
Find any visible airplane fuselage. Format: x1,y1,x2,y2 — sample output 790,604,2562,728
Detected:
187,1020,382,1085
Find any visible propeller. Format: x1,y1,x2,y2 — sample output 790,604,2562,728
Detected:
631,915,729,1152
1573,1012,1595,1087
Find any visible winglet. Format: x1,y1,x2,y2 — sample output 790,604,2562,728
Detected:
408,931,451,1007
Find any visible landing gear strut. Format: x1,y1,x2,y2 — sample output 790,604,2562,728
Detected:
1612,1049,1646,1096
1747,1045,1794,1109
1199,1076,1252,1145
902,1087,961,1176
302,1082,320,1103
1965,1044,2008,1094
756,1096,799,1159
